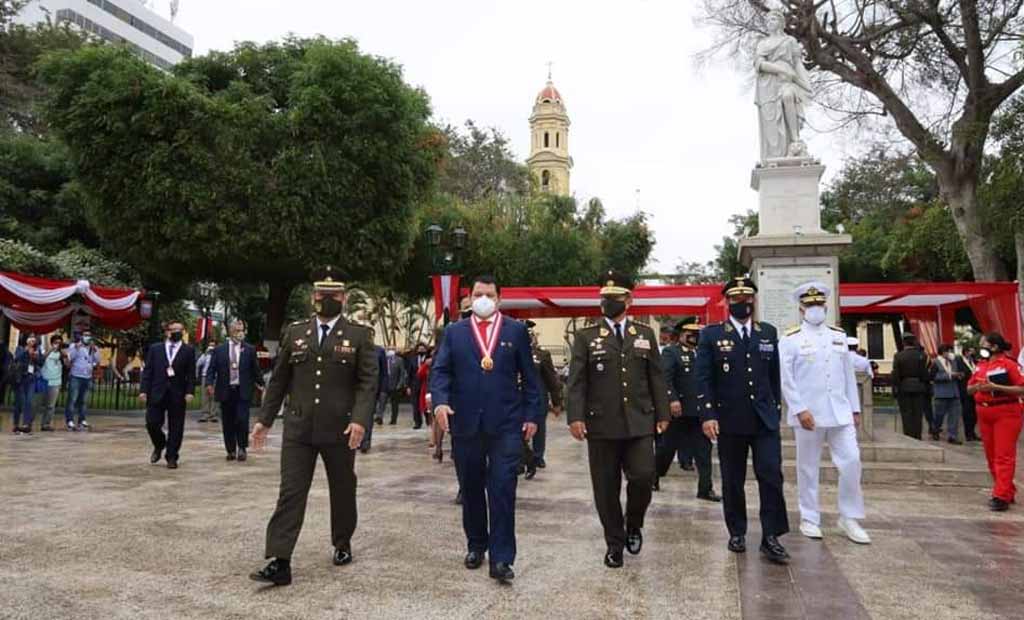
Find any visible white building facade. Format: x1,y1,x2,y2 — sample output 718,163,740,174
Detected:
16,0,193,70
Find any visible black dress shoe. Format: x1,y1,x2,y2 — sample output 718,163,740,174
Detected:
455,491,463,505
697,490,722,503
524,464,537,480
626,527,643,555
237,449,247,462
728,536,746,553
464,551,484,569
604,549,624,568
990,497,1010,512
412,424,423,430
489,562,514,583
226,452,237,461
681,463,694,471
948,438,963,445
150,449,162,464
374,417,383,425
333,546,353,566
249,559,292,586
536,458,546,469
166,459,178,470
760,536,790,564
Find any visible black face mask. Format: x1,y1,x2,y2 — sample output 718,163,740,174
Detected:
169,331,183,343
729,302,753,321
684,336,698,348
601,298,627,320
460,309,472,319
315,297,344,318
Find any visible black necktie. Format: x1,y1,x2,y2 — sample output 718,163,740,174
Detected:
742,325,750,346
615,323,623,345
320,324,330,348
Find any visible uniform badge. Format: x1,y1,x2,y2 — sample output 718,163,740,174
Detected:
634,339,651,350
599,328,610,338
628,325,637,336
596,363,605,372
723,363,730,372
294,338,305,348
342,339,351,347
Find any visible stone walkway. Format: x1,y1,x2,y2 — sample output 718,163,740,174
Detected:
0,412,1021,619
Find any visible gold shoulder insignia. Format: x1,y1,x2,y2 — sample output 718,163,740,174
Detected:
753,322,762,332
723,323,734,333
785,325,801,336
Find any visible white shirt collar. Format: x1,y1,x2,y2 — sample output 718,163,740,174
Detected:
317,315,341,333
729,316,752,333
471,313,501,338
604,316,629,332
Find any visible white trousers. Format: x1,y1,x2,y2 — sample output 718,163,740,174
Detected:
795,424,866,525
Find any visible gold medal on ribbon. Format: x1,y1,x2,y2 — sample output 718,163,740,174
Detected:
481,356,494,372
231,363,238,369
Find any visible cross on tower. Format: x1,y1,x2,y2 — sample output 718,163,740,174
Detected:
546,60,554,81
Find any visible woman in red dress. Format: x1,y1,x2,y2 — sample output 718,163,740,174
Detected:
967,332,1024,511
417,354,444,460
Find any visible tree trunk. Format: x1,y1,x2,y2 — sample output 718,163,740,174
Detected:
937,173,1010,281
264,281,296,355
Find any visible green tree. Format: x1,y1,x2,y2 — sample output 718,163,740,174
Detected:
439,121,531,201
1,1,87,133
39,39,442,344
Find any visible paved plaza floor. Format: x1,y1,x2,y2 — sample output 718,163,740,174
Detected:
1,410,1022,620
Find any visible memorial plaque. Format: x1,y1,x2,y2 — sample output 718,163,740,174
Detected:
755,264,835,330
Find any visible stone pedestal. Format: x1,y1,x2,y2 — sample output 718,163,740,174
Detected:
739,158,851,331
856,372,874,442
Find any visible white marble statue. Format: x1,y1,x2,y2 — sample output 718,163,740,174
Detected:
755,10,812,161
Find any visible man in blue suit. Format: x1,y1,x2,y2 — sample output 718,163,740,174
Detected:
430,274,541,584
206,319,264,462
696,276,790,564
140,321,197,469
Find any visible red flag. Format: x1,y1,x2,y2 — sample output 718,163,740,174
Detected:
432,274,461,322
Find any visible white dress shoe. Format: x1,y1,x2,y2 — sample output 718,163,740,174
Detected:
799,520,823,539
838,518,871,544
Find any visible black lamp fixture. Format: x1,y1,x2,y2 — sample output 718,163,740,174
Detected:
426,224,443,248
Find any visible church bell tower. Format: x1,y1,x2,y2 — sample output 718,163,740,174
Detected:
527,70,572,196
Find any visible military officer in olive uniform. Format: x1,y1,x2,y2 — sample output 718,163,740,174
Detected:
696,276,790,564
655,318,721,502
249,267,379,586
524,320,563,479
567,271,671,569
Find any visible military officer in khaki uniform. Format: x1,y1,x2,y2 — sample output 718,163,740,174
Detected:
249,267,378,586
567,271,671,569
523,320,563,479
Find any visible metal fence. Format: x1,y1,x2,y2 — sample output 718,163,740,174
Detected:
1,369,204,412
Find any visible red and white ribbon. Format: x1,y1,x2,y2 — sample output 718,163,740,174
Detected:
471,312,503,361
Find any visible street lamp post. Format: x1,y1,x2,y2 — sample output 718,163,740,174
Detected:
426,223,469,325
197,282,217,348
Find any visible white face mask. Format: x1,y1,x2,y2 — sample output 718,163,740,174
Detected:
803,305,827,326
471,295,497,319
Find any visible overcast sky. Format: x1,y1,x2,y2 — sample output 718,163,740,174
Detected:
172,0,857,273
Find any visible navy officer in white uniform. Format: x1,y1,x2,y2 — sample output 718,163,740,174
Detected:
779,282,870,545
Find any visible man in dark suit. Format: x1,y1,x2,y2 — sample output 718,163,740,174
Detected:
567,271,671,568
891,333,932,440
405,342,429,428
696,276,789,564
430,274,541,584
206,319,264,462
140,321,197,469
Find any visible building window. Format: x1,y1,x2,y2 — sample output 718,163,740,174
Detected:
541,170,550,189
556,132,560,148
544,132,549,148
867,323,884,360
55,9,175,69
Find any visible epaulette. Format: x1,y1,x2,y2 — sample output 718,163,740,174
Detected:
785,325,801,336
289,319,306,326
828,325,845,333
